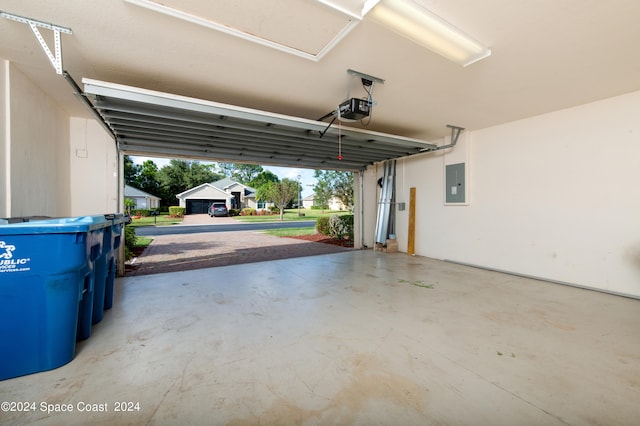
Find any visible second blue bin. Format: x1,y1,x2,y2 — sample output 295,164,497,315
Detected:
92,214,126,324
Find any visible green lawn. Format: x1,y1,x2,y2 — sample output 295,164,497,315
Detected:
127,215,183,227
134,236,153,248
259,227,316,237
234,209,350,222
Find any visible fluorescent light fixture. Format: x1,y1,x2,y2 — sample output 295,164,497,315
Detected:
364,0,491,66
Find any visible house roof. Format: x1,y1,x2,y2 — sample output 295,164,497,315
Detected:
124,184,160,199
210,177,241,190
175,182,229,199
211,177,256,197
176,178,257,199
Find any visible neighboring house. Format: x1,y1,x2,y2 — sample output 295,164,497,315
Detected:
302,194,315,210
302,194,348,211
124,185,161,210
176,177,271,214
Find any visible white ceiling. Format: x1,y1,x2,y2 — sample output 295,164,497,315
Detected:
1,0,639,144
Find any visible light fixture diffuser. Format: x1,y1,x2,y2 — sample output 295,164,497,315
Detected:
124,0,362,62
364,0,491,66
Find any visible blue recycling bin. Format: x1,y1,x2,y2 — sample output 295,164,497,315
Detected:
0,215,109,380
103,214,125,311
92,214,125,323
75,217,109,341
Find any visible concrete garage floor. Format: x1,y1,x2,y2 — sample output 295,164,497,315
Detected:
2,251,639,425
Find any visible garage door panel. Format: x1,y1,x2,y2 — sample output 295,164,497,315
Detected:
186,199,223,215
84,78,437,172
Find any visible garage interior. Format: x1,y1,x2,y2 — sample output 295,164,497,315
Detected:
1,0,639,424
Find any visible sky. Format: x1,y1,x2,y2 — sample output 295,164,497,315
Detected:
130,156,317,197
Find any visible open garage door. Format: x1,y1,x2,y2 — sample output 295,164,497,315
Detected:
186,199,216,215
77,78,440,266
82,79,437,172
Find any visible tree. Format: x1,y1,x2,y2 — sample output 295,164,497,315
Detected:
186,162,222,188
312,171,333,213
256,178,299,220
313,170,354,211
124,155,141,186
124,156,162,198
214,163,263,184
156,160,223,207
124,198,136,215
136,160,160,195
329,171,354,210
157,160,188,206
248,170,280,189
215,162,235,177
231,164,264,184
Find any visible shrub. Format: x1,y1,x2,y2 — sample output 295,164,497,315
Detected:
228,209,240,216
316,216,331,235
124,225,136,260
241,208,256,216
168,206,185,217
269,206,279,213
328,215,342,238
132,208,153,217
338,214,354,239
318,214,354,239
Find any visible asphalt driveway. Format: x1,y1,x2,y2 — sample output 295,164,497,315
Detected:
126,215,353,276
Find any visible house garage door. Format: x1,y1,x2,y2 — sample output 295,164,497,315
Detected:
186,199,220,215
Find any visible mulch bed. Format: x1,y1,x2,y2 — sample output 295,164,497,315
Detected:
284,234,354,247
130,246,146,258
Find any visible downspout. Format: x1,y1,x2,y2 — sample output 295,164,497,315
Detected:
359,169,365,249
117,152,125,276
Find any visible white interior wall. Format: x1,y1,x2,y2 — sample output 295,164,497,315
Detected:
0,60,8,217
69,117,118,215
4,63,70,217
387,90,640,297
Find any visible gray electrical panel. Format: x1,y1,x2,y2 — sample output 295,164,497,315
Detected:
446,163,465,203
